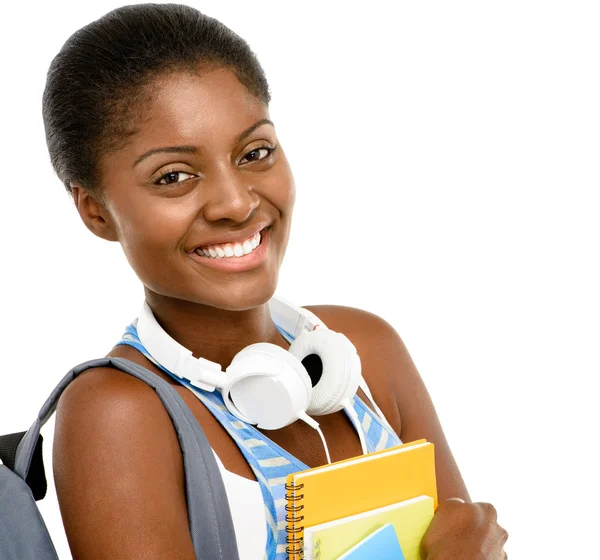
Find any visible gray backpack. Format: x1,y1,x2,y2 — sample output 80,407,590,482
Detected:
0,357,239,560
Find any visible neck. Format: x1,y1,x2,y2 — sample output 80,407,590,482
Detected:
144,290,289,367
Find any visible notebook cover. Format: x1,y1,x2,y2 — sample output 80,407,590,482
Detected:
337,524,404,560
285,440,437,560
304,495,433,560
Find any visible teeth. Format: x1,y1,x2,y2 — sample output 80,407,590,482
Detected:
196,230,263,259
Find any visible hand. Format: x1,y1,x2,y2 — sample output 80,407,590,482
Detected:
420,498,508,559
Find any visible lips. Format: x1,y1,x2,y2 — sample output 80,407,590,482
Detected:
195,230,262,259
187,226,271,272
189,222,270,254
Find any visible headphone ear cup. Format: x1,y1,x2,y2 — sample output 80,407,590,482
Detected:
289,329,361,416
224,343,313,430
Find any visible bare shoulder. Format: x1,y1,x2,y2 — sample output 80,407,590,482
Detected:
305,304,471,502
305,304,414,425
57,365,166,429
54,366,197,559
304,304,414,396
55,366,179,470
304,304,416,367
305,304,401,346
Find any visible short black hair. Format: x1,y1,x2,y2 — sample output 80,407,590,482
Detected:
42,3,271,193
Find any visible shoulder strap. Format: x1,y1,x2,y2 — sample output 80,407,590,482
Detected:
14,357,239,560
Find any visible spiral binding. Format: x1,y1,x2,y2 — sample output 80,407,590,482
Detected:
285,481,305,559
309,539,321,560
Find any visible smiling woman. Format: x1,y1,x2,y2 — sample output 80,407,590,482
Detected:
40,4,508,560
69,68,294,309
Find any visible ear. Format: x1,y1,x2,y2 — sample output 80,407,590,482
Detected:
71,184,119,242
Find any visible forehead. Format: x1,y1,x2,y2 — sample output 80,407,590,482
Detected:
127,67,268,151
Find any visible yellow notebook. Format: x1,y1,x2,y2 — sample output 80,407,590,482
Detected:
303,495,434,560
285,439,437,560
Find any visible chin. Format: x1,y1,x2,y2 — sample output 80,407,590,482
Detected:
201,275,280,312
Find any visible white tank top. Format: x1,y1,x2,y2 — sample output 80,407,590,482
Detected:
212,451,267,560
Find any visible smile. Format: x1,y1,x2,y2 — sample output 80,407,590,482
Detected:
188,227,270,273
194,230,262,259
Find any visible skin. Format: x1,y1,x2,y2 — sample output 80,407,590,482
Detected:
55,67,508,559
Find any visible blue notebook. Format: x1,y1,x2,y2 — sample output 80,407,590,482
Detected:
336,523,405,560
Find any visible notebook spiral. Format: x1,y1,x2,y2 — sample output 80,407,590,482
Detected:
285,481,311,560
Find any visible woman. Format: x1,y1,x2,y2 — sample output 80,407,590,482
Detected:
45,4,508,559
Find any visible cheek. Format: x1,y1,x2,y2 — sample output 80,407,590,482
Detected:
270,169,295,259
112,194,195,279
286,179,297,210
271,158,296,216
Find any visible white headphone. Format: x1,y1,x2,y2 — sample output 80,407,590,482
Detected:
136,296,367,445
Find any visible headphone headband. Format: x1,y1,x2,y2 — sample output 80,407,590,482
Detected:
136,301,224,391
268,295,325,336
136,296,325,391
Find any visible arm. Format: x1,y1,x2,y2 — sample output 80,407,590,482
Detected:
306,305,508,559
53,367,198,560
305,304,469,501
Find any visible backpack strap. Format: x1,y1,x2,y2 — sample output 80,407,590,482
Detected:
0,430,46,500
14,357,239,560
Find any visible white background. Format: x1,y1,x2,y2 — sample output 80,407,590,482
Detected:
1,1,598,558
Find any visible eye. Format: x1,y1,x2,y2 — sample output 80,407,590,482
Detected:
156,171,197,185
239,146,276,165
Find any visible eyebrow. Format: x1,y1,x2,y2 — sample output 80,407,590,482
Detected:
133,145,198,167
133,118,275,167
236,118,274,144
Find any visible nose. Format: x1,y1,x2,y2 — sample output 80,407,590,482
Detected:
201,166,260,224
